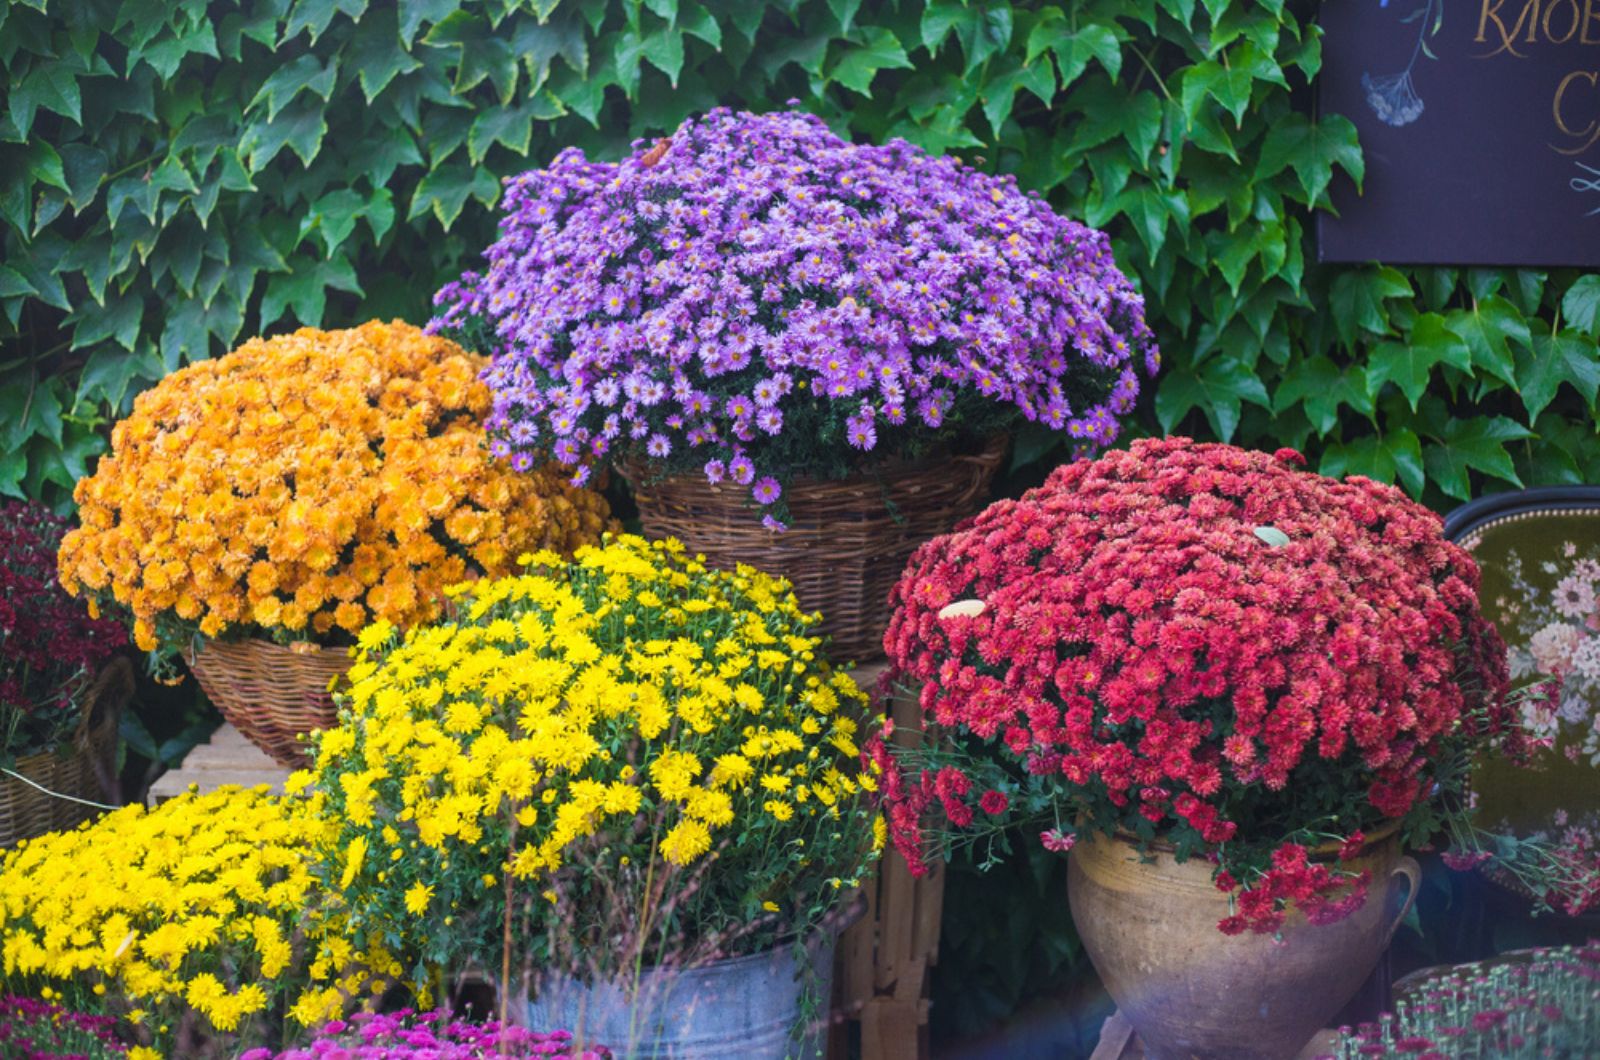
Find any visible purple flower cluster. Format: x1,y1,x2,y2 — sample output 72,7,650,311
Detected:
246,1010,607,1059
0,995,125,1058
432,107,1157,520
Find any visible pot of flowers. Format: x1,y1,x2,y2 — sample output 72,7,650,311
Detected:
871,438,1549,1060
57,320,613,767
429,107,1158,662
0,500,131,847
304,534,883,1059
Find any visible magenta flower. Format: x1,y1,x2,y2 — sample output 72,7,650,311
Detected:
752,477,782,504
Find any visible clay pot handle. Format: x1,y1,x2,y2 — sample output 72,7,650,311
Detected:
1385,856,1422,943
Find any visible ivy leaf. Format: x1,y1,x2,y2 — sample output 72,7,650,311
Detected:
1322,428,1426,497
681,4,722,48
248,54,337,122
1329,267,1412,349
1516,331,1600,420
1366,314,1472,411
1423,416,1534,500
1255,112,1363,204
1154,355,1270,442
920,1,967,54
466,92,564,163
830,27,912,97
241,97,328,171
1050,23,1123,87
400,0,458,47
640,26,685,86
408,161,499,229
76,344,159,411
954,2,1012,76
260,254,363,329
67,292,143,353
1272,355,1372,436
1446,295,1527,389
349,8,424,102
12,58,85,133
1562,275,1600,338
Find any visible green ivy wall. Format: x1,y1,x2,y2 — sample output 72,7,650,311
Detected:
3,0,1597,512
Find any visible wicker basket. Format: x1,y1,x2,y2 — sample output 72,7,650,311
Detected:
185,638,351,768
624,437,1007,662
0,656,133,848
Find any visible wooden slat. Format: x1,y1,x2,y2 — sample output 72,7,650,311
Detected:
146,723,291,804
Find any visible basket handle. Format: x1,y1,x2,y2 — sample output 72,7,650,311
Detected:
1384,855,1423,944
75,656,133,804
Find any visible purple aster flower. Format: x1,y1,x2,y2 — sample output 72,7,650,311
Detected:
729,454,755,485
646,433,671,458
762,514,787,533
752,476,782,504
704,459,726,484
434,107,1156,524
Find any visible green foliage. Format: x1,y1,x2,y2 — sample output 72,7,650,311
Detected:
3,0,1595,512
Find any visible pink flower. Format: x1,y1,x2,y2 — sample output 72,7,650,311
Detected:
1040,828,1075,852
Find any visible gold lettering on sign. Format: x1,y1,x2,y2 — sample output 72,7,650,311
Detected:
1476,0,1540,57
1554,70,1600,154
1545,0,1583,41
1583,0,1600,43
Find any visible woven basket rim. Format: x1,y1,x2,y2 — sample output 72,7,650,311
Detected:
617,434,1009,491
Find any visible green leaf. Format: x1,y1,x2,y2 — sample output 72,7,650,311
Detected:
1051,23,1123,87
26,141,69,193
1446,296,1527,389
640,26,685,86
1423,416,1534,500
920,1,966,54
1516,331,1600,421
1255,112,1363,204
1562,276,1600,338
953,2,1012,75
58,142,108,212
13,60,84,133
681,4,722,47
1252,526,1289,547
1366,313,1472,411
76,344,157,411
1154,355,1270,442
260,254,363,329
400,0,458,47
69,293,143,353
408,162,499,229
1328,267,1412,349
1272,355,1373,436
830,27,913,98
248,54,337,122
1321,428,1426,497
241,97,328,171
0,265,37,299
350,7,424,101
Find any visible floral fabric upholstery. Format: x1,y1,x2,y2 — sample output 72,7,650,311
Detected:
1449,496,1600,881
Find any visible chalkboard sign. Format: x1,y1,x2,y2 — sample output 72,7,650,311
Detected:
1319,0,1600,267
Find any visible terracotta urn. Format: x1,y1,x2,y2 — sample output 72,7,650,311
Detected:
1067,825,1420,1060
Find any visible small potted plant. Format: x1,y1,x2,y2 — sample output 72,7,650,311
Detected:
0,499,130,847
302,534,882,1058
247,1011,609,1059
431,107,1158,661
1323,941,1600,1058
57,320,613,766
871,438,1551,1060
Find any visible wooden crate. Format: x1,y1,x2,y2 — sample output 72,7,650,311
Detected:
828,664,945,1060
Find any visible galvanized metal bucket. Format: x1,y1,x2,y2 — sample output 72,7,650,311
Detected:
523,936,836,1059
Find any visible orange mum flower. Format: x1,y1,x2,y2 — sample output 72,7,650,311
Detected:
58,320,614,654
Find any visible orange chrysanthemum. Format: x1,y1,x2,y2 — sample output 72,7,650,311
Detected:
58,320,613,653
